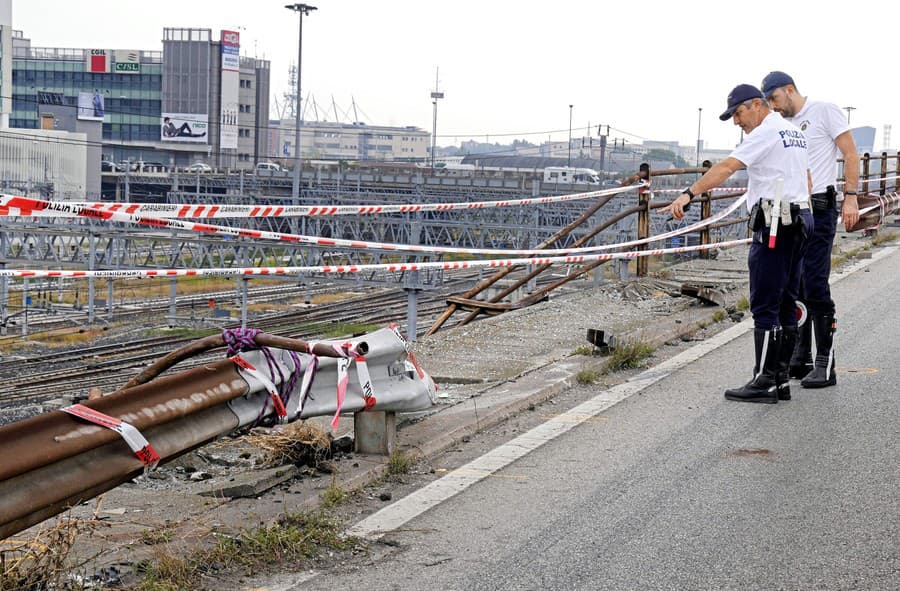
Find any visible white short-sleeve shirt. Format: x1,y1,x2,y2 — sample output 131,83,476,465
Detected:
784,99,849,194
730,112,810,211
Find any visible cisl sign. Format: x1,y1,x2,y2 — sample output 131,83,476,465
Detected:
85,49,110,73
114,50,141,74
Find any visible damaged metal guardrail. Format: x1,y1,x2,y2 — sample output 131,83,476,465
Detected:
0,326,436,540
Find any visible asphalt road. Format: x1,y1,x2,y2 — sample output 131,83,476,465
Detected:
275,246,900,591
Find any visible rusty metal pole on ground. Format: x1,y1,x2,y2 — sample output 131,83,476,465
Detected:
455,205,643,328
425,183,635,336
636,163,651,276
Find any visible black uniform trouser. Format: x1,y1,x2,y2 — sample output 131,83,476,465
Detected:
749,208,813,330
797,196,839,316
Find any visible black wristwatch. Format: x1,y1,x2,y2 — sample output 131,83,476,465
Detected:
844,190,857,196
682,188,695,200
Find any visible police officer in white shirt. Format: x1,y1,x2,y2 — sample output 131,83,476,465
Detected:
664,84,813,404
761,71,859,389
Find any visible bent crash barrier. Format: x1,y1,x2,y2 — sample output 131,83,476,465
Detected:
0,326,436,540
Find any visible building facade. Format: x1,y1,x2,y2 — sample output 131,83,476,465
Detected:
0,127,87,200
10,27,270,177
274,120,429,164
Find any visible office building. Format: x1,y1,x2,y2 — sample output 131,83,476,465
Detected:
10,27,270,181
274,120,429,163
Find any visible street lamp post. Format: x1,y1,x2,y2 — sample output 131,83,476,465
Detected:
285,3,317,205
843,105,856,125
696,107,703,168
567,104,573,168
430,68,443,170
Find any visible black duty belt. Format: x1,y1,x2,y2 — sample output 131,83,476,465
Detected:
810,185,837,212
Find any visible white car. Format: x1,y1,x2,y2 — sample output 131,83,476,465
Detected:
186,162,212,173
254,162,283,173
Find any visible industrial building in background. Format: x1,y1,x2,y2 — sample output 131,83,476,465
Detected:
7,25,270,196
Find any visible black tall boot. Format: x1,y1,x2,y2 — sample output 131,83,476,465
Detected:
725,328,781,404
789,319,813,379
777,325,797,401
801,314,836,388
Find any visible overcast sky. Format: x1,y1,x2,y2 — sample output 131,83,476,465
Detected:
12,1,899,152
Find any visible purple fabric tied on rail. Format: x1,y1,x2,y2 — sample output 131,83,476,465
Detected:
222,328,306,425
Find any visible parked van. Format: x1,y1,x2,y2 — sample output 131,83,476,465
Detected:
543,166,601,185
254,162,283,173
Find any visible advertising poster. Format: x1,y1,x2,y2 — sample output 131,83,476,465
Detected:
220,30,241,150
161,113,209,143
77,91,105,121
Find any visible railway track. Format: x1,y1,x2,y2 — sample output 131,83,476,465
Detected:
0,277,473,408
0,262,589,425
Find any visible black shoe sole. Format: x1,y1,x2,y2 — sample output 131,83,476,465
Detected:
724,394,778,404
800,380,837,389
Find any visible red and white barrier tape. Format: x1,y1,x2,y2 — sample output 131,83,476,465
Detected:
0,185,635,219
0,237,753,280
60,404,160,469
0,192,744,257
302,339,376,432
231,355,288,422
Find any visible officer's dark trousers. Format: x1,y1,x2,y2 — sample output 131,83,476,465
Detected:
798,203,838,315
749,210,813,330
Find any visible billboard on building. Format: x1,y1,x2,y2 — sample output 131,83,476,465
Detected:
219,30,240,150
85,49,110,73
113,50,141,74
77,92,105,121
161,113,208,143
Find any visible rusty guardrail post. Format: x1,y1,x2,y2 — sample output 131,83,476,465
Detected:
895,152,900,194
894,152,900,193
880,152,888,196
699,160,712,259
636,162,651,276
861,152,871,196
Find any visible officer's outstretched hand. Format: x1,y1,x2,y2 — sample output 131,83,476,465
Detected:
662,193,691,220
841,195,859,231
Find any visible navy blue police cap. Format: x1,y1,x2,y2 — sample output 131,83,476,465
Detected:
719,84,765,121
761,71,795,98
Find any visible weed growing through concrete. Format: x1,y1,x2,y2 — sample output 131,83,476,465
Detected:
735,297,750,312
576,367,601,385
388,450,413,475
132,510,360,589
871,230,898,246
321,479,347,508
602,338,655,374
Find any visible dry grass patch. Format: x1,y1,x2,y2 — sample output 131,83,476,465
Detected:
311,292,361,305
243,421,332,468
0,512,103,591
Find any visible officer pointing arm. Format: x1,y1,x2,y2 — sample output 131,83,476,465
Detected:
664,84,813,405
